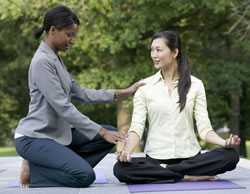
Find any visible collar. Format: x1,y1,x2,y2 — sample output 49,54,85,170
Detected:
152,71,179,87
38,41,58,61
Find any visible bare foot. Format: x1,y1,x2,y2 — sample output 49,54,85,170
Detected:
183,175,217,181
20,159,30,187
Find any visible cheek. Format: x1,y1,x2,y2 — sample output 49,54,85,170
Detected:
159,52,171,61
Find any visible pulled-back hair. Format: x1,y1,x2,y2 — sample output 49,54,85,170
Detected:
151,31,191,112
34,5,80,39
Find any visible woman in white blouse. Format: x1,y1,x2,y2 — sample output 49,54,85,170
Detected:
113,30,241,184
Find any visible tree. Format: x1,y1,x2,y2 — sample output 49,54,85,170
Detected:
0,0,249,157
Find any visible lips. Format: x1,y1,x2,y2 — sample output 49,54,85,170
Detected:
153,60,160,64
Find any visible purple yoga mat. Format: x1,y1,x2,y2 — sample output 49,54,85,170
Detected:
128,180,245,193
94,168,108,184
7,168,108,188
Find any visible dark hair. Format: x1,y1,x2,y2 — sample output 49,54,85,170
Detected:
34,5,80,39
151,31,191,112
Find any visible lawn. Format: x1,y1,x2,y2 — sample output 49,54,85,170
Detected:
0,147,17,157
1,141,250,158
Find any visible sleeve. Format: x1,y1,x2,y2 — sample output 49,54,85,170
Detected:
194,80,214,140
32,58,102,139
71,78,115,104
128,87,147,139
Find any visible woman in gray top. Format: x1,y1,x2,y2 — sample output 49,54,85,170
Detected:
15,5,142,188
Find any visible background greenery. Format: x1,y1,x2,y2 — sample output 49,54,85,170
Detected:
0,0,250,157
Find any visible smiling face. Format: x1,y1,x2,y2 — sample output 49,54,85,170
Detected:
150,38,178,70
49,23,78,52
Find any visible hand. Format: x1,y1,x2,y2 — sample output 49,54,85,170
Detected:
224,134,241,148
117,148,131,162
99,128,125,144
125,80,145,95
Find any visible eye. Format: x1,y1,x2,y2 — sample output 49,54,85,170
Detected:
66,32,76,38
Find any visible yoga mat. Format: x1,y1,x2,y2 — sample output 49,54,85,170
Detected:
7,168,108,188
128,180,245,193
94,168,108,184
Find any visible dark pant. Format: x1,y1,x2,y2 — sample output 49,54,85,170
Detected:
15,125,117,188
113,148,239,184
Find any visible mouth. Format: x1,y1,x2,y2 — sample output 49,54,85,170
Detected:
153,60,160,65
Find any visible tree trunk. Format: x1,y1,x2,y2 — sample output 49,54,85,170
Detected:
229,91,241,154
117,100,130,134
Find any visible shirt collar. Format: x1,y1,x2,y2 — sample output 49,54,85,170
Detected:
38,41,58,61
152,71,179,87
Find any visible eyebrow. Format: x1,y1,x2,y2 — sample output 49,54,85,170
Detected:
151,46,162,49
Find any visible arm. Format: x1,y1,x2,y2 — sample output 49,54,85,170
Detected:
71,78,145,104
117,87,147,162
194,81,241,147
32,59,108,140
71,79,115,103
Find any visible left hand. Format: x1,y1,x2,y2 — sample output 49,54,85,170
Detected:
224,134,241,148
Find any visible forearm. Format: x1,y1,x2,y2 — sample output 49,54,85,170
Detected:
204,130,226,147
114,89,131,101
125,131,141,153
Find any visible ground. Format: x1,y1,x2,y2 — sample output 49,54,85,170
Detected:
0,153,250,194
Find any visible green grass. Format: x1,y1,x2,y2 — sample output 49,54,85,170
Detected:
0,141,250,158
0,147,17,157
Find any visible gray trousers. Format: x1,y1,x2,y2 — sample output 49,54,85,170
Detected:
15,125,116,187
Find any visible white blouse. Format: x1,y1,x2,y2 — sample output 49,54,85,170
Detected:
129,71,213,160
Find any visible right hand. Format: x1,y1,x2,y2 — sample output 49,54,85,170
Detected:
99,128,125,144
117,148,131,162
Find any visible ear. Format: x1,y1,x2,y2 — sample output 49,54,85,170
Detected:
48,26,57,36
173,48,179,59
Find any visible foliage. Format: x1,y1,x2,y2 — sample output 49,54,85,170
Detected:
0,0,249,149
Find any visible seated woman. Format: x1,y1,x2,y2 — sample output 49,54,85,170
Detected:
113,30,241,184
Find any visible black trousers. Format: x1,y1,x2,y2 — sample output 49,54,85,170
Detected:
113,148,239,184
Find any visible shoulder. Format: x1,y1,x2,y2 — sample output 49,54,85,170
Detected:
191,75,204,88
30,50,56,71
133,73,157,97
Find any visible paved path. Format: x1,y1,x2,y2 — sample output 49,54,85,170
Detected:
0,153,250,194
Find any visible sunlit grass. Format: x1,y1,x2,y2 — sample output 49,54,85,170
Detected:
0,147,17,156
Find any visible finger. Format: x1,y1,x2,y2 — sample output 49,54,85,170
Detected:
115,136,125,142
127,153,131,162
228,134,233,146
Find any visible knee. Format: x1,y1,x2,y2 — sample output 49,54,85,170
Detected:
224,148,240,169
113,161,127,182
75,168,96,187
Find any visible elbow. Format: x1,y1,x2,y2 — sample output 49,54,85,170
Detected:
199,129,214,141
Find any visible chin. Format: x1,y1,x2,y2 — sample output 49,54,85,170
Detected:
154,64,161,69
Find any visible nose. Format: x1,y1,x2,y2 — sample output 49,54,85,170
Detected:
151,50,157,59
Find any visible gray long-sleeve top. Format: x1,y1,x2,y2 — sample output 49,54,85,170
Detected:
15,41,115,145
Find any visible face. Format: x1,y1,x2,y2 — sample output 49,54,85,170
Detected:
150,38,178,69
50,23,78,52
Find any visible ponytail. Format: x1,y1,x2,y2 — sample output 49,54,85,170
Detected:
33,27,44,39
151,31,191,112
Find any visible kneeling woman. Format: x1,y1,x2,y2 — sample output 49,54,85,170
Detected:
114,30,241,184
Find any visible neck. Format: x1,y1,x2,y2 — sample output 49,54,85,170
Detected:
161,61,178,81
44,37,58,54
